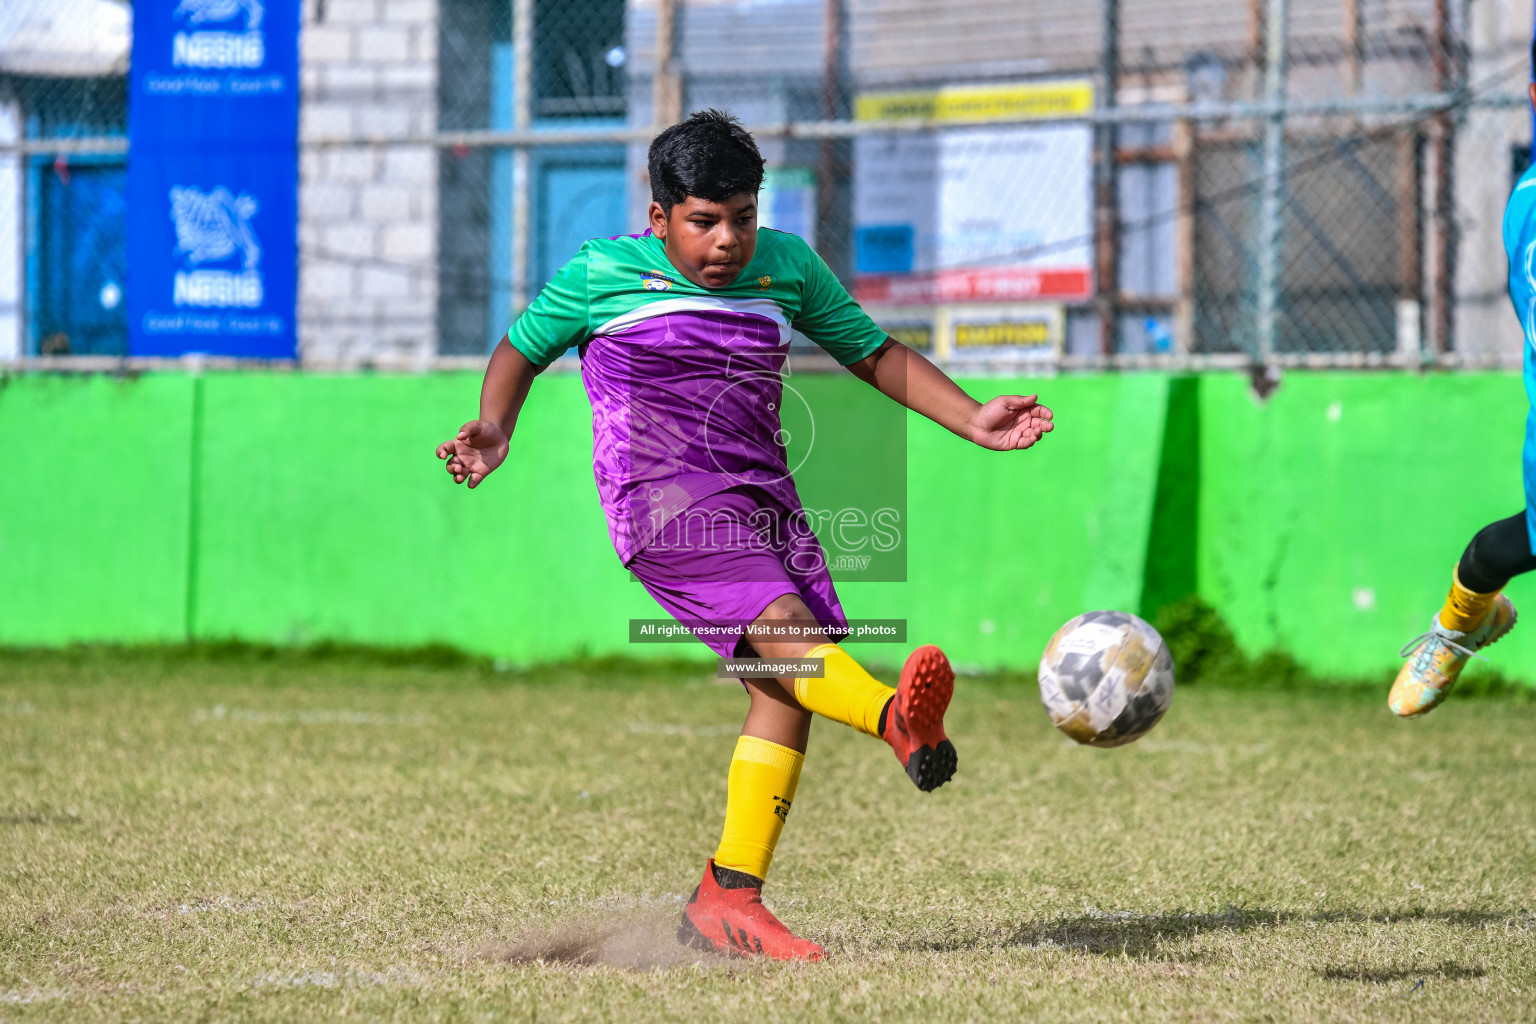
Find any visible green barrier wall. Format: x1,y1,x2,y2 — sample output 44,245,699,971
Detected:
0,375,195,643
846,372,1168,668
189,373,650,659
186,371,1167,669
0,369,1530,684
1197,372,1536,678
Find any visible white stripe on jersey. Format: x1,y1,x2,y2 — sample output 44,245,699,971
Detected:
592,296,791,345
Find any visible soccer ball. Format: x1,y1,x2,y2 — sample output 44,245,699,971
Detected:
1038,610,1175,748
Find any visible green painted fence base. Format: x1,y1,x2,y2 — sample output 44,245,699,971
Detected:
0,375,194,643
1,370,1530,686
1197,372,1535,681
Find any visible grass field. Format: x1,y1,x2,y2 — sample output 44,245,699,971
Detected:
2,651,1534,1022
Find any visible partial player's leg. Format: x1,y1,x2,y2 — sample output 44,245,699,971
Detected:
1459,512,1536,591
745,593,959,792
1391,512,1531,716
678,675,824,960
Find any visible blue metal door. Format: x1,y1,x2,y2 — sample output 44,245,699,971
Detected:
536,156,627,286
31,158,128,356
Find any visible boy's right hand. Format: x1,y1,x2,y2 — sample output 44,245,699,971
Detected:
436,420,509,489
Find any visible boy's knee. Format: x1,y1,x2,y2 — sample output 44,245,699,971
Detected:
748,593,830,656
756,593,816,625
743,675,807,711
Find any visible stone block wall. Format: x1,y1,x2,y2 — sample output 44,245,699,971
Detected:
298,0,439,365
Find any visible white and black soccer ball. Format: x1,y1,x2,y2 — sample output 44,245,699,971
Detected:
1038,610,1175,748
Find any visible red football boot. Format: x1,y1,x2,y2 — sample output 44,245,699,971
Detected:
676,859,826,961
882,643,958,791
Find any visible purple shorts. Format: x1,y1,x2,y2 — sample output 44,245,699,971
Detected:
626,486,849,659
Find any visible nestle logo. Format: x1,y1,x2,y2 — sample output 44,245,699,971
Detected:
172,0,266,68
168,186,265,309
173,31,265,69
173,270,263,308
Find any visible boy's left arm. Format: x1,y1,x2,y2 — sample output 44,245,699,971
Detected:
846,339,1054,451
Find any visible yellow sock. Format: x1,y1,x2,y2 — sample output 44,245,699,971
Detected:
793,642,894,738
1440,567,1500,633
713,735,803,881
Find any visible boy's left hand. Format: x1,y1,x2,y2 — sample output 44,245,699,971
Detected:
968,395,1055,451
436,419,510,488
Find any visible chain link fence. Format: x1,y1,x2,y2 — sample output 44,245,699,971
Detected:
1,0,1533,369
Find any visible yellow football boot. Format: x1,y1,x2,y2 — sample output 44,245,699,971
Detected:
1390,595,1518,717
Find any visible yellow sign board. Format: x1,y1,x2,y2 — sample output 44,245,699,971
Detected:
939,304,1065,361
954,320,1054,349
855,81,1094,124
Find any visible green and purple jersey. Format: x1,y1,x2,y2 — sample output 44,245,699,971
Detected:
508,228,888,563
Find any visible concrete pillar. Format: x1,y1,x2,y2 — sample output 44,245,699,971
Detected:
0,100,19,361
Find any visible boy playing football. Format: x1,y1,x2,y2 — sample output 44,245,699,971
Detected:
435,110,1053,960
1390,74,1536,714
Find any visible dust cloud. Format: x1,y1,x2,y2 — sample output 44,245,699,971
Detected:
483,907,737,971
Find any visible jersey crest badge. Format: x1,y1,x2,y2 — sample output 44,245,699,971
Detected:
758,275,772,290
640,270,673,291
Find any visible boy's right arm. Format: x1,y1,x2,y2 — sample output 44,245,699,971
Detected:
435,335,540,489
436,247,592,489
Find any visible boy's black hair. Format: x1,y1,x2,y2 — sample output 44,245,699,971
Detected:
648,109,765,214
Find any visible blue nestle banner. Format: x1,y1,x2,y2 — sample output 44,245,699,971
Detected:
127,0,299,359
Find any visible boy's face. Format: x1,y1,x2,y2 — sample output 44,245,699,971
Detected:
649,192,758,289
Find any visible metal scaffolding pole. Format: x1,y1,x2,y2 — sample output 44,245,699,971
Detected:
1255,0,1288,363
653,0,682,128
510,0,533,314
1094,0,1119,355
816,0,848,279
1426,0,1460,356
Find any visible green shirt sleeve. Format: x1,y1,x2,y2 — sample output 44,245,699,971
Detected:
507,248,591,368
789,239,890,365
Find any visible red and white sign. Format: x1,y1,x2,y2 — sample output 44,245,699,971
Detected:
855,267,1091,305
